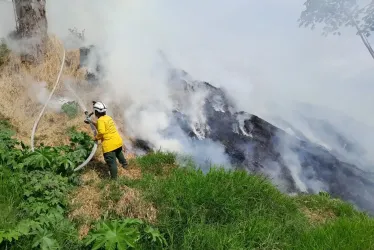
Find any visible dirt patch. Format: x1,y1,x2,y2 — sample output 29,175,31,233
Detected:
301,207,336,225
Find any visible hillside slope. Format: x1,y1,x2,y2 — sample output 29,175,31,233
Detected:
1,36,374,249
0,118,374,249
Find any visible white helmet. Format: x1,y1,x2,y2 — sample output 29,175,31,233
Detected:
93,101,107,113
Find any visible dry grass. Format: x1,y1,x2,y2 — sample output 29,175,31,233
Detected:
68,170,102,222
0,34,132,147
69,162,155,236
78,224,91,240
0,35,94,145
118,167,142,180
301,207,336,225
101,184,157,224
114,186,157,223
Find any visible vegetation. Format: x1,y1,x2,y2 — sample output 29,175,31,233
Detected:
0,40,10,67
0,120,163,249
1,119,374,249
62,101,80,119
299,0,374,59
131,154,374,250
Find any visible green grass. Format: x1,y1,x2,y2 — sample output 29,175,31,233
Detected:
135,151,175,176
62,101,80,119
0,169,24,231
128,152,374,250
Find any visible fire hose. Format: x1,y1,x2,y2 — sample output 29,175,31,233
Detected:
30,40,98,172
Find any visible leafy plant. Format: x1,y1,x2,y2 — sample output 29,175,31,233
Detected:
31,228,60,250
85,218,167,250
85,219,143,250
143,225,168,248
61,101,79,119
23,147,57,170
20,171,69,217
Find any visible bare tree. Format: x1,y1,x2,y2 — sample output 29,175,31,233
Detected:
13,0,48,64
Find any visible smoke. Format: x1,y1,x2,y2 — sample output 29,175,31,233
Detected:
27,81,72,112
48,0,373,168
0,1,15,38
2,0,374,179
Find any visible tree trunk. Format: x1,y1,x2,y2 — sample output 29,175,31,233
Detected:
358,32,374,60
13,0,48,64
349,14,374,60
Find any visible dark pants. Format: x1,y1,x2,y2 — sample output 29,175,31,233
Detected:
103,146,127,179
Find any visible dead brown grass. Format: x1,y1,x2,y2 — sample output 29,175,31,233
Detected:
69,163,155,236
301,207,336,225
114,186,157,223
0,35,94,145
69,170,102,222
118,167,142,180
78,224,91,240
101,184,157,224
0,34,132,147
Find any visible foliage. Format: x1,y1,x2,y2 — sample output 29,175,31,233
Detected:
85,219,167,250
298,0,374,36
61,101,79,119
1,118,374,249
20,171,69,217
0,120,90,249
0,123,93,175
0,39,10,67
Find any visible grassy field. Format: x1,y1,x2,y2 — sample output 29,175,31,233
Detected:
1,117,374,250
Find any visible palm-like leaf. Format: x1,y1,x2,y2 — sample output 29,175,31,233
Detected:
85,220,142,250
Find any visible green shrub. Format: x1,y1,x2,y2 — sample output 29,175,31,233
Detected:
0,39,10,67
0,119,93,249
84,218,167,250
62,101,79,119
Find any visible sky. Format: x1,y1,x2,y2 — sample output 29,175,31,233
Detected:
1,0,374,166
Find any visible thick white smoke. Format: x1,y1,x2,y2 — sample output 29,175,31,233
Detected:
1,0,374,176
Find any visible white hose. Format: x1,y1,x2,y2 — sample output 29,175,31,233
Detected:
30,39,98,172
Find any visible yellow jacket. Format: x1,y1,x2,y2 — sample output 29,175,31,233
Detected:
95,115,123,153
